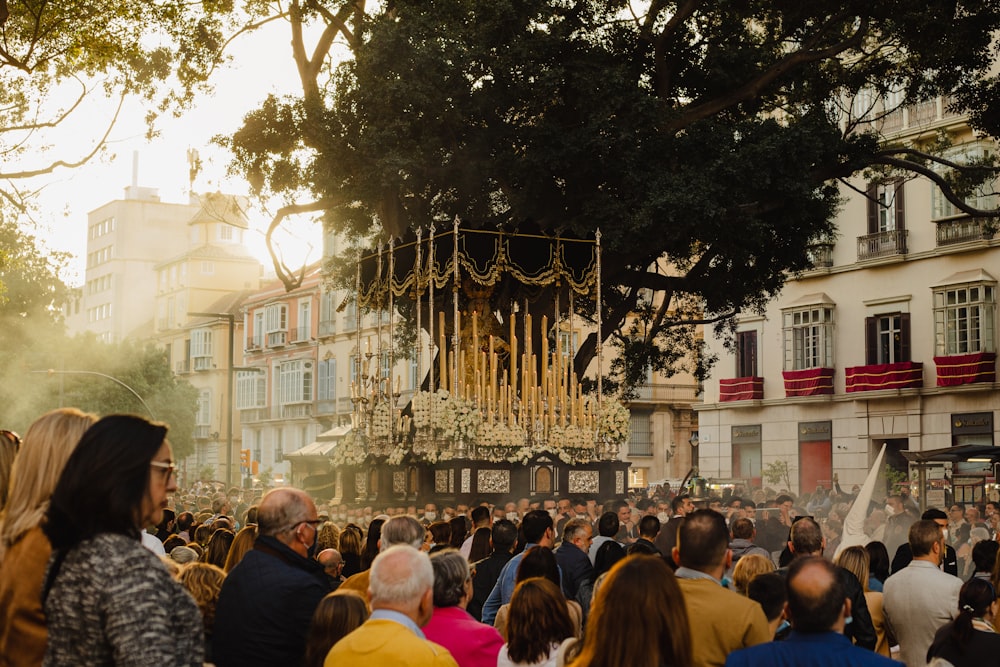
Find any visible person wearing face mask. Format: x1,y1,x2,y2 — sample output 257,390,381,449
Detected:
213,488,331,667
882,494,918,563
889,508,958,577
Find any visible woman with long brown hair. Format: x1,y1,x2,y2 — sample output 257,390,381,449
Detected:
302,589,370,667
224,524,258,573
498,577,576,667
569,555,692,667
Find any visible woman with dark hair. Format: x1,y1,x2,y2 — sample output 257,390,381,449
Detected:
865,541,891,593
468,526,493,563
42,414,204,665
202,527,235,569
927,577,1000,666
494,546,582,640
499,577,576,667
302,589,369,667
360,517,385,571
593,539,626,579
449,515,468,550
428,520,452,553
0,429,20,512
568,556,692,667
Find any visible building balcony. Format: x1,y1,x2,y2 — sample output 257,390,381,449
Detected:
193,356,214,371
267,331,287,347
630,382,700,404
175,360,190,374
281,403,313,419
933,352,996,387
289,327,311,343
857,229,907,261
935,217,997,246
318,320,336,337
240,407,269,423
782,367,834,397
719,377,764,402
193,425,212,439
806,243,834,268
315,399,337,415
845,361,923,392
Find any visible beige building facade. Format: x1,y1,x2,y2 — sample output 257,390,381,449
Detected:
697,100,998,501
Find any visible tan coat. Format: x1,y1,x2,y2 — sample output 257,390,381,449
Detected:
678,577,771,667
0,526,52,667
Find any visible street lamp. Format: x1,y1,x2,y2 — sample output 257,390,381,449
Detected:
688,431,700,474
33,369,155,418
189,311,236,487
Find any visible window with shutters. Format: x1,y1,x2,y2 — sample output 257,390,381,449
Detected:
736,330,758,377
236,371,266,408
867,180,904,233
318,359,336,401
865,313,910,364
278,360,313,404
783,306,835,370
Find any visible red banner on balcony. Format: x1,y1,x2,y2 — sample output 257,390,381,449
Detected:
934,352,997,387
782,368,834,397
845,361,923,392
719,377,764,401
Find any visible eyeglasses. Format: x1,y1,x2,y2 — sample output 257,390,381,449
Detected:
0,430,21,450
150,460,177,480
289,519,323,532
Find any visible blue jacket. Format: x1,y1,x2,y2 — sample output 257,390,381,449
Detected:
212,535,330,667
725,631,903,667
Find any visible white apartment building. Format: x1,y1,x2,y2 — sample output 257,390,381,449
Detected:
697,100,998,502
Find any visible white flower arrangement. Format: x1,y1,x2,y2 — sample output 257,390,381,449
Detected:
596,398,630,449
371,401,392,439
330,431,368,466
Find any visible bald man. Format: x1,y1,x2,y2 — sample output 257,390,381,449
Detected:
725,557,899,667
213,488,331,667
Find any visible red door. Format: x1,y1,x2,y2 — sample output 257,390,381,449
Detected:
799,441,832,497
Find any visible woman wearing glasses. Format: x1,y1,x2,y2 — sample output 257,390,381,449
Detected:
42,414,204,666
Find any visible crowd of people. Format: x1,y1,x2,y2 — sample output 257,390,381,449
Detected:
3,408,1000,666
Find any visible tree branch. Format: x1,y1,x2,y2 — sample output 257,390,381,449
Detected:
0,91,124,179
264,198,337,290
872,154,1000,218
664,15,869,134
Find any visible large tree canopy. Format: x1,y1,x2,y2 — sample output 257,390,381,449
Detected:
225,0,1000,391
0,0,231,209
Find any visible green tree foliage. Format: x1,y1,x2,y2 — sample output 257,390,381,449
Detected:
11,337,199,459
0,0,232,202
763,460,794,493
224,0,1000,392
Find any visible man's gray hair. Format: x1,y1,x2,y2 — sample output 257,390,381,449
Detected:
370,545,433,607
380,515,425,550
257,488,311,537
430,549,469,608
562,517,590,543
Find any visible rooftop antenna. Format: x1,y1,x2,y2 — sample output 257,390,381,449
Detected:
187,148,202,193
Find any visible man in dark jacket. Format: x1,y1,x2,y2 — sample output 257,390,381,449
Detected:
554,517,595,615
777,516,877,651
889,508,959,576
213,488,331,667
467,519,516,621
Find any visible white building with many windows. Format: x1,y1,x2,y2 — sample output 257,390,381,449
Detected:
697,100,998,502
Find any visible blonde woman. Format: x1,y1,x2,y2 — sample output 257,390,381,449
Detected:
0,408,96,666
179,562,227,663
731,554,775,595
836,545,893,657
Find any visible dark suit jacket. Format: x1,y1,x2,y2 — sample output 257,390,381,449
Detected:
554,541,595,611
468,550,512,621
890,542,958,576
654,516,684,569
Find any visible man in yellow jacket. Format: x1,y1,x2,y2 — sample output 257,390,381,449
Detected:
325,545,458,667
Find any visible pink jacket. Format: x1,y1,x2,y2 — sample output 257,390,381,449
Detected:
423,605,504,667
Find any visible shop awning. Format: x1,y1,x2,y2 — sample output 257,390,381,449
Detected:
285,425,352,459
900,445,1000,464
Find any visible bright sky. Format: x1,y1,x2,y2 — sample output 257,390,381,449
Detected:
28,19,328,287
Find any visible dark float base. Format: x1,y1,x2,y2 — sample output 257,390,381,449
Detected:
309,453,630,506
